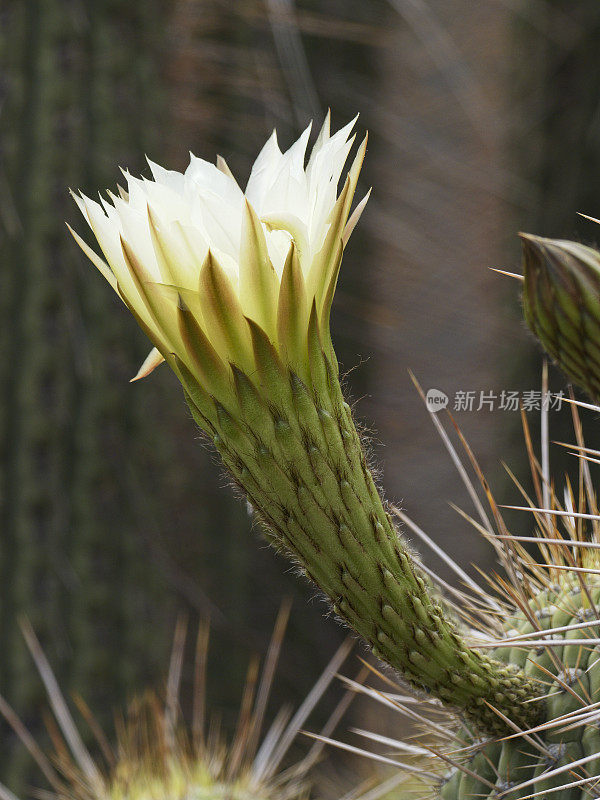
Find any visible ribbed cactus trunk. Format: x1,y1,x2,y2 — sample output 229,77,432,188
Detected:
0,0,175,785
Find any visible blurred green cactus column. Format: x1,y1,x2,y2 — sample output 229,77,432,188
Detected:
0,0,178,784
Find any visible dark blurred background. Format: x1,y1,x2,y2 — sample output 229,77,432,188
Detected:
2,0,600,792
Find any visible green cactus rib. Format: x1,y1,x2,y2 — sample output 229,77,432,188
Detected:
441,581,600,800
178,337,539,736
521,234,600,402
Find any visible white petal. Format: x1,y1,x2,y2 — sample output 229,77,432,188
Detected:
147,158,186,193
265,229,293,278
110,197,162,281
77,194,159,335
79,194,130,286
307,114,356,180
245,130,282,211
280,122,312,180
189,191,243,264
140,178,191,223
186,154,242,207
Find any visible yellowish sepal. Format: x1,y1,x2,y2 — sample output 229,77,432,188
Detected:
306,134,367,322
240,200,279,340
66,223,118,292
115,284,174,377
277,243,310,383
306,180,349,315
130,347,165,382
173,355,218,429
176,298,232,402
318,243,343,366
198,251,254,372
215,154,237,183
245,317,290,410
119,235,180,355
342,188,371,247
306,300,328,397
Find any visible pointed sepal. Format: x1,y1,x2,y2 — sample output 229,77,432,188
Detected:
131,347,165,382
198,250,253,371
277,242,309,381
176,295,232,402
240,199,279,339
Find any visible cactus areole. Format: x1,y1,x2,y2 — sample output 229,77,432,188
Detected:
70,116,551,743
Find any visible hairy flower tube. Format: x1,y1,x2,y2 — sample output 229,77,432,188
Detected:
71,116,540,734
521,233,600,402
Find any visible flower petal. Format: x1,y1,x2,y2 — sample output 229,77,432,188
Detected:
246,130,282,210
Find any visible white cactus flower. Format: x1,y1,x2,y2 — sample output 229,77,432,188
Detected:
70,114,369,389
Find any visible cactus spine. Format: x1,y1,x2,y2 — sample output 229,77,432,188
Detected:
399,232,600,800
439,578,600,800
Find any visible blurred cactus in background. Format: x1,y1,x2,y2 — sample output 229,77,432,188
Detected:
0,0,177,784
0,612,355,800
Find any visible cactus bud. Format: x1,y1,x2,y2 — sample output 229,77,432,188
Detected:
521,233,600,401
